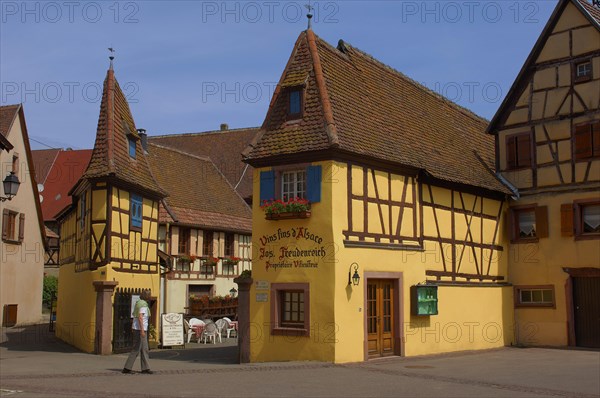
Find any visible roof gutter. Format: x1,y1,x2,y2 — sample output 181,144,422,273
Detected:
495,172,520,200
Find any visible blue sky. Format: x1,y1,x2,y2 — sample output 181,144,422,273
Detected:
0,1,558,150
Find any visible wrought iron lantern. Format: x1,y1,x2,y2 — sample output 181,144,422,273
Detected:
1,172,20,202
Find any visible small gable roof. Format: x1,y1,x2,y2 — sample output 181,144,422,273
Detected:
245,30,508,194
81,67,165,197
487,0,600,134
0,104,19,150
149,127,259,200
146,143,252,233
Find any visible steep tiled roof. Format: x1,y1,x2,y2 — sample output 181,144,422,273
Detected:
0,104,19,150
146,143,252,233
38,149,92,220
31,149,60,184
149,127,259,200
578,0,600,25
81,67,165,197
245,31,508,194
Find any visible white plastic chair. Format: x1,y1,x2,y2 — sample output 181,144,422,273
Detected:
184,319,196,343
202,322,220,344
222,317,237,338
215,319,229,340
188,318,205,343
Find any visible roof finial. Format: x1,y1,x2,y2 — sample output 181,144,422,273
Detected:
305,1,314,30
108,47,115,70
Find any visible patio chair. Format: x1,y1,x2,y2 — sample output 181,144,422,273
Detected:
202,321,220,344
222,317,237,338
184,319,197,343
215,319,229,339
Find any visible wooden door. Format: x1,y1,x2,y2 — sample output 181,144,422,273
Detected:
573,277,600,348
367,280,395,358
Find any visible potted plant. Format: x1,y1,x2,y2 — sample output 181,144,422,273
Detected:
222,256,241,266
261,197,311,220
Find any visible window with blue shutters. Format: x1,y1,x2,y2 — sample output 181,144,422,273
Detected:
131,193,143,229
260,170,276,203
260,165,322,204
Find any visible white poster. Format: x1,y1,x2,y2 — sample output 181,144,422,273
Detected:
161,313,184,346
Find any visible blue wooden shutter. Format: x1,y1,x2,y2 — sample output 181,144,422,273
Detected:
260,171,276,202
131,194,143,228
306,165,322,203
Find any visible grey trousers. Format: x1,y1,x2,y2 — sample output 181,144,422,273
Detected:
124,330,150,371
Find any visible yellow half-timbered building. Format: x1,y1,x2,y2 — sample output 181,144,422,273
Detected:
243,28,514,363
488,0,600,348
56,62,166,353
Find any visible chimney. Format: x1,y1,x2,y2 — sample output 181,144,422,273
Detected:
137,129,148,153
220,123,229,131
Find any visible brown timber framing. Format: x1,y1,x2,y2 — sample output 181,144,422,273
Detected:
343,162,419,247
422,183,505,281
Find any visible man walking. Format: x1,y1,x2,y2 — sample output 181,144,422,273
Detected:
123,289,153,374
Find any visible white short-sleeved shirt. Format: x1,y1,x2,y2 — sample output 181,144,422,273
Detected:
132,306,149,331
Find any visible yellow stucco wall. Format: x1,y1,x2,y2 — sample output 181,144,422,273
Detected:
56,263,102,353
249,161,513,364
57,185,162,352
249,161,336,362
0,111,44,326
509,191,600,346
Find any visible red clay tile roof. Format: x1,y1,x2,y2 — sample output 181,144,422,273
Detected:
81,68,165,197
31,149,60,184
578,0,600,24
245,31,508,194
146,143,252,233
149,127,259,200
38,149,92,220
0,104,19,150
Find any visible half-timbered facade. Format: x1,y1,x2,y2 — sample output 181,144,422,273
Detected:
144,141,252,315
56,63,166,353
243,29,513,363
488,0,600,348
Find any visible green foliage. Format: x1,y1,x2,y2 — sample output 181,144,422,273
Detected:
240,269,252,279
43,275,58,308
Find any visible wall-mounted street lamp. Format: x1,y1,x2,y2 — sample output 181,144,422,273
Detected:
0,172,20,202
229,287,238,298
348,263,360,286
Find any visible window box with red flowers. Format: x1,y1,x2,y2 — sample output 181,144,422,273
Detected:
261,198,311,220
200,256,219,276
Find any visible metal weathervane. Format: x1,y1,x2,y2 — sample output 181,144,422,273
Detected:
305,1,314,30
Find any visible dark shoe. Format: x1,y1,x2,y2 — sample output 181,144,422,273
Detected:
122,368,132,374
141,369,153,374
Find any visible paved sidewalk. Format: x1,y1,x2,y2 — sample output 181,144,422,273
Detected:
1,324,599,397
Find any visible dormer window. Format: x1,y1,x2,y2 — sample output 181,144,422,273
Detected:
574,60,592,83
128,137,136,159
287,88,303,119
